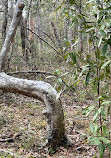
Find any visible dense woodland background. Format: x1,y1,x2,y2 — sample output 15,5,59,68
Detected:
0,0,111,157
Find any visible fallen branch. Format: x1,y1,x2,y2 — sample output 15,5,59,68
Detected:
0,132,22,142
7,70,53,76
74,116,93,121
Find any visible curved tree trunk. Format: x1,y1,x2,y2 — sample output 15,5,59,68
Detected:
0,72,72,147
0,0,72,148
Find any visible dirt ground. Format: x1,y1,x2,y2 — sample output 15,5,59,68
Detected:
0,92,98,158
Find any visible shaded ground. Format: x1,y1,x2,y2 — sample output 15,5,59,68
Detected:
0,92,98,158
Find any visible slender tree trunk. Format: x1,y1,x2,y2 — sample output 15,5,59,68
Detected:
77,0,83,53
78,22,83,53
64,17,68,40
24,0,32,61
36,1,43,50
64,0,69,40
9,0,14,18
0,0,24,71
109,46,111,158
64,0,73,49
2,0,8,44
20,17,26,56
1,0,8,72
79,0,83,53
51,21,63,51
29,16,34,42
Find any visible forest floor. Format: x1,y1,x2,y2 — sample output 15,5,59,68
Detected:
0,91,100,158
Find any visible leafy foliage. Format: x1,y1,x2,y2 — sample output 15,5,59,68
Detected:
60,0,111,157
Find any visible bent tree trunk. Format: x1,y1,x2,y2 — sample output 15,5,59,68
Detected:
0,73,71,146
0,0,72,147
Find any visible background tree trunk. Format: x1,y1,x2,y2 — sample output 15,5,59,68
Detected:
51,21,63,51
2,0,8,44
36,1,43,50
0,0,24,71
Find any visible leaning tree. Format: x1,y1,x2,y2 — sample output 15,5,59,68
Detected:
0,0,72,148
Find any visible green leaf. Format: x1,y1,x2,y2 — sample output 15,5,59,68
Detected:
106,65,110,75
71,39,78,48
46,75,56,79
69,0,75,5
104,6,111,11
98,107,106,117
101,60,111,69
88,137,101,145
63,53,69,60
98,96,104,101
69,52,76,64
102,44,108,56
99,73,104,80
85,72,90,85
77,14,83,19
55,5,61,11
98,37,102,47
89,37,92,44
108,144,111,151
103,125,109,137
80,134,88,137
99,30,106,38
100,56,106,60
99,137,110,144
79,65,90,77
65,40,70,46
83,106,95,116
93,124,98,135
57,85,61,91
55,69,60,75
48,147,55,154
98,143,105,158
89,123,93,133
93,110,99,122
58,78,62,83
101,101,111,105
89,123,98,135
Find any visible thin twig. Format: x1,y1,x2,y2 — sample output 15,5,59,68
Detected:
34,26,55,44
25,27,64,58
